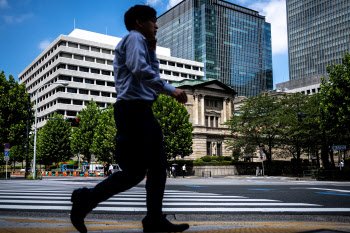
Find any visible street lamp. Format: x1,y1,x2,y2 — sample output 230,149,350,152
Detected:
217,139,221,162
32,82,68,179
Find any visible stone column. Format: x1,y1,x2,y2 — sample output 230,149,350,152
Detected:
201,95,205,126
194,94,198,125
228,98,232,119
223,98,227,122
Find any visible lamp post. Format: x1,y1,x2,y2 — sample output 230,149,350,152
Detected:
217,139,221,162
33,82,68,179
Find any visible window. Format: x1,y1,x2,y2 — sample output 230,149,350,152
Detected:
91,90,99,96
173,72,179,76
112,93,117,98
205,116,208,127
56,87,65,92
177,63,184,68
74,55,83,60
58,98,71,104
185,65,191,69
96,80,105,86
73,100,83,105
181,73,187,78
193,66,199,71
59,76,71,81
101,92,110,97
85,78,94,84
73,77,83,83
58,64,66,69
97,102,105,108
207,141,212,156
102,70,110,76
107,60,113,65
61,53,72,58
96,58,105,64
79,67,89,72
68,42,78,48
168,62,175,66
80,44,89,50
68,65,77,71
210,116,214,127
107,81,114,87
67,88,77,93
91,46,100,52
86,56,94,62
91,68,100,74
164,70,171,75
67,111,76,116
102,49,110,54
79,89,88,94
159,60,167,65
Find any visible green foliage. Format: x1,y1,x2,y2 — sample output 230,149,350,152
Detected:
71,100,101,162
201,155,212,162
0,71,33,162
223,156,232,161
91,104,117,163
225,93,282,166
152,94,193,160
320,52,350,144
36,113,72,168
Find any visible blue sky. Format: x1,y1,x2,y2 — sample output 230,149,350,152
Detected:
0,0,289,88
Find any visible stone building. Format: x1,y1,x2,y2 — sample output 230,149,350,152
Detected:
172,78,237,160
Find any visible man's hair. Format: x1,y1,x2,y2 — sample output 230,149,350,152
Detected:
124,5,157,31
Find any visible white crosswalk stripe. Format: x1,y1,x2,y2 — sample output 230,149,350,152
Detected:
1,180,350,213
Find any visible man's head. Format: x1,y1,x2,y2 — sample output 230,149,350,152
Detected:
124,5,158,41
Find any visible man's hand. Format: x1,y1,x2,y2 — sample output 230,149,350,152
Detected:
171,88,188,104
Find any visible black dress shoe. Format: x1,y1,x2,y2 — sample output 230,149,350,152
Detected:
142,214,189,232
70,188,91,233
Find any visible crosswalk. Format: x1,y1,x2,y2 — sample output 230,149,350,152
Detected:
1,180,350,213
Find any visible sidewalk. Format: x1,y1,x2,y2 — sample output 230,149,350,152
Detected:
1,215,350,233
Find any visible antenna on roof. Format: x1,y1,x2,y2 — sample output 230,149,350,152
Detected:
74,18,76,29
106,26,107,35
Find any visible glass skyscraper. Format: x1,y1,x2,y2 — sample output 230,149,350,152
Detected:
157,0,273,97
287,0,350,81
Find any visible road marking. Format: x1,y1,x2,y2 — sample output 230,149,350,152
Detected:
316,192,350,196
308,187,350,193
0,200,320,206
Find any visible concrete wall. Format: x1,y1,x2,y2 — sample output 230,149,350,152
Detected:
192,166,238,176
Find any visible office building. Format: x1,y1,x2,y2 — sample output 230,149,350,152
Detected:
287,0,350,81
157,0,273,97
18,29,204,129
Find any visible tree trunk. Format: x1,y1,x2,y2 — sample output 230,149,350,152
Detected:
330,149,335,168
316,150,320,168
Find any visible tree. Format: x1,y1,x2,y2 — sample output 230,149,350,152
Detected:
91,104,117,163
319,52,350,168
0,71,32,155
152,95,193,160
71,100,101,163
225,93,282,171
36,113,72,168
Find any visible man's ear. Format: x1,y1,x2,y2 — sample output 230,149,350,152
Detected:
135,19,143,29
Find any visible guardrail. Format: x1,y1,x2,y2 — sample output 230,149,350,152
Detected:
10,171,107,178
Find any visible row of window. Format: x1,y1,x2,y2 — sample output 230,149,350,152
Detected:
58,63,113,76
60,52,114,66
159,59,203,71
59,40,115,55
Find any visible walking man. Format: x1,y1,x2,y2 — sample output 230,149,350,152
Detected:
70,5,189,233
182,164,186,178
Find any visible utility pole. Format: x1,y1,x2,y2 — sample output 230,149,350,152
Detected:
25,94,31,177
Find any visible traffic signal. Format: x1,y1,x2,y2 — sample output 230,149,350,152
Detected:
67,118,80,127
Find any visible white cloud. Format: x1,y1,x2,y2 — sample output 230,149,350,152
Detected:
166,0,182,10
0,0,9,9
39,39,52,51
3,13,33,23
249,0,288,55
146,0,162,6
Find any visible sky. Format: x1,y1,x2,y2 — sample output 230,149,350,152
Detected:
0,0,289,88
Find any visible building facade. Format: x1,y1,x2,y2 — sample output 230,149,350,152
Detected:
157,0,273,97
172,79,236,160
18,29,204,129
287,0,350,81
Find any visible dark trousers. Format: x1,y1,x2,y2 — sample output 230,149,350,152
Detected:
88,100,167,218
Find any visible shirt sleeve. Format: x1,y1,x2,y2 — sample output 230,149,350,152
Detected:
125,35,175,95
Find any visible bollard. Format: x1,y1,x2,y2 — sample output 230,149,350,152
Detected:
63,171,67,176
55,171,58,176
84,171,88,177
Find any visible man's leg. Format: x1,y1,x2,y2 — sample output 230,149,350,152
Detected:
142,116,189,232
